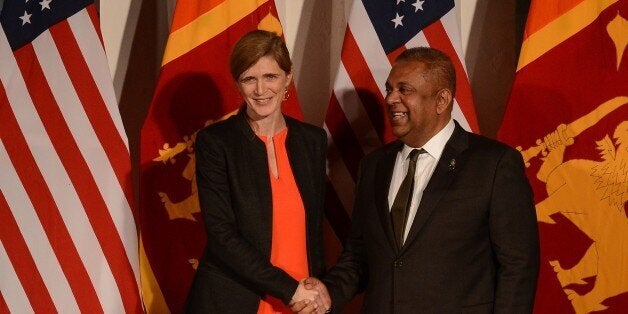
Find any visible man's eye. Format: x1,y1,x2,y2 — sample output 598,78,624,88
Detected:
399,88,413,95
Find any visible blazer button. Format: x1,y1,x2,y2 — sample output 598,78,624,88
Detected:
394,260,404,268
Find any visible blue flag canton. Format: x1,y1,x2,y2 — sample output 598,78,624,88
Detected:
363,0,454,54
0,0,93,51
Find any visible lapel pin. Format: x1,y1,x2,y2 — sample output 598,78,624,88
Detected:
448,158,456,171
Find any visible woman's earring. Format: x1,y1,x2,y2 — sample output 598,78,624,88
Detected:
283,88,289,100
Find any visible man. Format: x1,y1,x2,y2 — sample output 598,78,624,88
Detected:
297,47,539,313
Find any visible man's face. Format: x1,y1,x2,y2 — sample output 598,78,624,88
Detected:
385,60,449,147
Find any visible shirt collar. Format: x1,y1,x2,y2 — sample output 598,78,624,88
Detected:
399,119,455,161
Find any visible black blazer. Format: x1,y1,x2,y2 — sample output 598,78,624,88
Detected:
185,111,327,313
324,122,539,314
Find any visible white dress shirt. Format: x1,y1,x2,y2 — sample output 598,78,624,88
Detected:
388,119,455,244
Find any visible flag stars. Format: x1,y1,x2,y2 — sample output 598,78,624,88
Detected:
19,11,32,25
396,0,406,4
412,0,425,12
391,13,404,29
40,0,52,10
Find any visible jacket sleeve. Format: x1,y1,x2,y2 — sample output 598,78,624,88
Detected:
195,129,298,304
489,147,540,313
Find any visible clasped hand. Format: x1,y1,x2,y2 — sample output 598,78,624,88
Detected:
289,277,331,314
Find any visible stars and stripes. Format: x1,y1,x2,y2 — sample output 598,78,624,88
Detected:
0,0,141,312
323,0,479,239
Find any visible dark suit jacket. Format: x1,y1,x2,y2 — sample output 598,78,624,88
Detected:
185,111,327,313
324,122,539,314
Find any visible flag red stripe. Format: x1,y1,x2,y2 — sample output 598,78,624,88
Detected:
325,93,365,180
85,5,104,47
340,27,389,143
0,81,102,313
0,288,8,314
0,191,56,313
324,181,353,242
422,21,479,132
17,33,139,312
51,21,135,213
387,45,406,65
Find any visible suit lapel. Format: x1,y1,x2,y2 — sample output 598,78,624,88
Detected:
401,124,469,254
375,141,403,254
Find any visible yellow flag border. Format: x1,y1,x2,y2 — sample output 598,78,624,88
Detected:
140,236,170,313
517,0,618,71
162,0,269,66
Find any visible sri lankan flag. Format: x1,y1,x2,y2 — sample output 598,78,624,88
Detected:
139,1,302,312
498,0,627,313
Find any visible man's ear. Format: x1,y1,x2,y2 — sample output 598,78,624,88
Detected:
435,88,453,114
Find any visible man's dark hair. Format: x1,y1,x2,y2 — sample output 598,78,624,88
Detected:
396,47,456,97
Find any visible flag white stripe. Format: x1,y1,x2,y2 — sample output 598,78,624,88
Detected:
324,126,357,214
1,30,121,313
404,18,472,132
347,0,391,97
67,9,129,151
406,30,430,48
0,141,77,313
441,9,469,76
70,9,139,285
33,30,136,303
451,100,471,130
31,30,125,314
332,63,382,154
0,240,36,313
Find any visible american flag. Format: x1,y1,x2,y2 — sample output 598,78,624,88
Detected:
0,0,141,312
324,0,479,239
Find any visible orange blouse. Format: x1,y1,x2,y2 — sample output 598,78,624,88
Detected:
257,129,309,314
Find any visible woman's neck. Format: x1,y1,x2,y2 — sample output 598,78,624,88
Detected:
246,112,286,137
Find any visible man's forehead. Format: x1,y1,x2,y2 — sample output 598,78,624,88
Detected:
387,62,429,83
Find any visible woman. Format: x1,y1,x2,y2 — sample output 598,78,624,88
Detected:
185,30,328,313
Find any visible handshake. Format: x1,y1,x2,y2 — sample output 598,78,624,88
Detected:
289,277,332,314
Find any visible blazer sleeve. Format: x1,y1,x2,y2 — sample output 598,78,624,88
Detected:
489,147,540,313
195,129,298,304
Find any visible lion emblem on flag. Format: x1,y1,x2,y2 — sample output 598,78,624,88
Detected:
517,96,627,313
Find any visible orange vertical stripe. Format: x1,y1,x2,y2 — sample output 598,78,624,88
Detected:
170,0,226,32
525,0,586,39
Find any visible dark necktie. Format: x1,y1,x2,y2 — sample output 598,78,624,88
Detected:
391,148,425,249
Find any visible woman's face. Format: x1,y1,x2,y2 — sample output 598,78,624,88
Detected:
237,55,292,121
